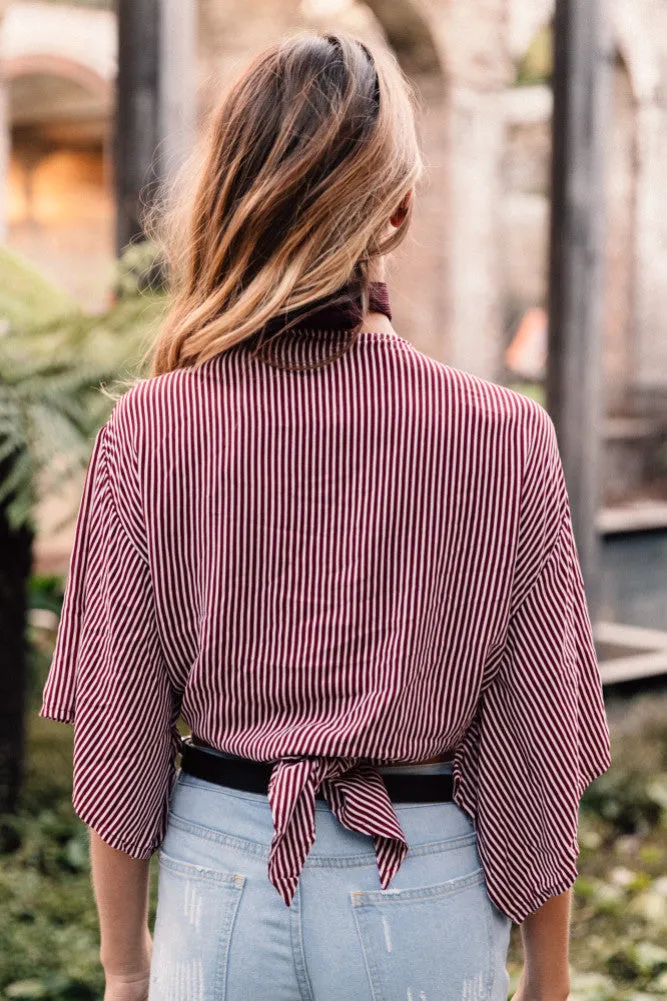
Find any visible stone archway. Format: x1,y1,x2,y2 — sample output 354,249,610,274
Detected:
4,63,114,307
2,21,115,306
3,53,112,104
0,1,116,300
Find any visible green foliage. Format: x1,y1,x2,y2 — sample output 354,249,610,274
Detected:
0,719,104,999
506,381,546,407
115,241,165,299
515,25,554,87
0,328,117,530
583,693,667,835
584,769,667,835
28,576,66,619
0,248,75,332
0,244,166,531
0,715,160,1001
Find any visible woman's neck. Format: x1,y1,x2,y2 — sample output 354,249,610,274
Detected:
362,258,392,334
359,309,396,337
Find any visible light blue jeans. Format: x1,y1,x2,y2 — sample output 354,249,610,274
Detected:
148,760,512,1001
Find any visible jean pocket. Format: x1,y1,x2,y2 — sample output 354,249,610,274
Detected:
351,867,497,1001
148,851,245,1001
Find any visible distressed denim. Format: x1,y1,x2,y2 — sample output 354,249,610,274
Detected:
148,761,513,1001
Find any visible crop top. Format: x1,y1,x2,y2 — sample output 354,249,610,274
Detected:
39,280,612,924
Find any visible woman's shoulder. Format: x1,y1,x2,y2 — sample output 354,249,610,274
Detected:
404,344,550,439
107,364,213,435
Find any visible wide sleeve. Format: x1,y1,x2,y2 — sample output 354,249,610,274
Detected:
452,404,612,925
39,413,182,859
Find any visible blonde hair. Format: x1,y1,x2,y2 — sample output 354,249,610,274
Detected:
149,29,424,375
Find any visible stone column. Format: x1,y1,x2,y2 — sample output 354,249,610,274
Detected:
603,56,636,415
612,0,667,409
390,72,449,362
158,0,197,181
633,104,667,407
434,0,513,381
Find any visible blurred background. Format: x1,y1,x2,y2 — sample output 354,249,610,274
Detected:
0,1,666,999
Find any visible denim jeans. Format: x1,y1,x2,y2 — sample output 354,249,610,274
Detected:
148,761,512,1001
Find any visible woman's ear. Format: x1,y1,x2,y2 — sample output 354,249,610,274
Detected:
389,189,412,228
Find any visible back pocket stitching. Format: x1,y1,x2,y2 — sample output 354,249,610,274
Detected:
350,866,485,908
158,848,247,889
154,850,246,1001
351,906,383,1001
165,812,270,859
350,871,494,1001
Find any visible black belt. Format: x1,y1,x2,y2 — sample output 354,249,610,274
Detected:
179,737,454,803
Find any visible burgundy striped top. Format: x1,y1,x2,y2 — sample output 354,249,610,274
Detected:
39,281,611,924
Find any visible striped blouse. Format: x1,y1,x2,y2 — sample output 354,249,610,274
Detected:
39,281,612,924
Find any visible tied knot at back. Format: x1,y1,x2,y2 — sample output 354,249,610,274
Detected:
266,754,408,906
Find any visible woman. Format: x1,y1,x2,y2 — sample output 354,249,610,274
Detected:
40,29,611,1001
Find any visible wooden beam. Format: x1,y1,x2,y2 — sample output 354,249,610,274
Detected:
547,0,612,618
115,0,160,254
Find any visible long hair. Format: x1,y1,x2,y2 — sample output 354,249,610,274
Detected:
149,29,424,375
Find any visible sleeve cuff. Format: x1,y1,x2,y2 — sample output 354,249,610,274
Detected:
38,702,75,724
488,862,579,925
73,805,160,860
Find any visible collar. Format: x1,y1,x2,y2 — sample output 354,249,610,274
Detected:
259,280,392,340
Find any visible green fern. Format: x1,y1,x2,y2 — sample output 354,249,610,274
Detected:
0,340,116,529
0,244,166,532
